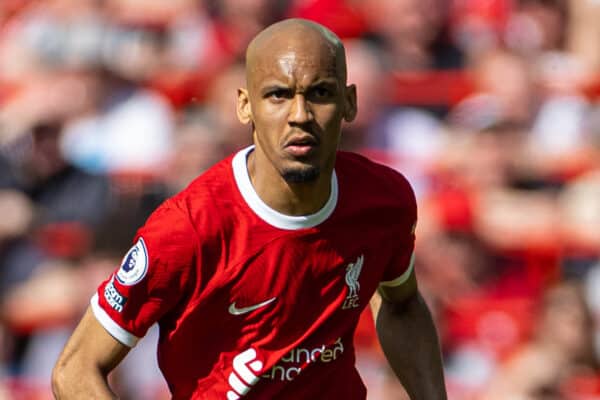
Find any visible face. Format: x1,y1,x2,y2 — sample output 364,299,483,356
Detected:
238,33,356,184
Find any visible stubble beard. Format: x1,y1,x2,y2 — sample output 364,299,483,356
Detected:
282,166,320,183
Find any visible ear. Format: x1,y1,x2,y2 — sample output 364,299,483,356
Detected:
237,88,253,125
343,84,357,123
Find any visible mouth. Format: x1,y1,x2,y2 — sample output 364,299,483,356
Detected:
284,135,319,157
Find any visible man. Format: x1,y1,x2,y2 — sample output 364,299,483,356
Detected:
52,19,447,399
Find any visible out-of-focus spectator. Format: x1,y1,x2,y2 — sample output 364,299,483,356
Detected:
162,108,226,194
482,280,599,399
419,120,566,393
0,189,33,243
200,62,251,154
450,49,536,128
343,38,388,151
0,27,115,383
344,38,445,196
204,0,290,65
60,67,175,175
0,120,112,389
450,45,593,185
360,0,463,71
0,0,177,176
568,0,600,72
560,169,600,257
505,0,568,55
450,0,512,56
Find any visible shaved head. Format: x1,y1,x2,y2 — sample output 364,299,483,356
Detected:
245,19,347,87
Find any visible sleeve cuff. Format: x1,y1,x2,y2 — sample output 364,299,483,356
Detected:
91,293,140,347
379,252,415,288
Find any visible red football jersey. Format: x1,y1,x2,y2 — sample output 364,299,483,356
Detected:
92,146,417,399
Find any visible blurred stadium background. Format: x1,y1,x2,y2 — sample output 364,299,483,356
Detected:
2,0,600,398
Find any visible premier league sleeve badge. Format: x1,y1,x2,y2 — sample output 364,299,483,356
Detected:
116,238,149,285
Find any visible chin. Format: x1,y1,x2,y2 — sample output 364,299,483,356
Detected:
281,165,320,183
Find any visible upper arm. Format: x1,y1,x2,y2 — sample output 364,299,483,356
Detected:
370,253,418,321
378,261,418,305
55,306,131,375
378,221,418,306
52,307,131,398
377,169,418,306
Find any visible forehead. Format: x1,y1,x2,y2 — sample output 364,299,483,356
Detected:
248,36,341,87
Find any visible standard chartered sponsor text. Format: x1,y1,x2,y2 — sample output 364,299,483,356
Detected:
262,337,344,381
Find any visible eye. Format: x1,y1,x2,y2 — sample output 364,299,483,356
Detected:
266,89,291,100
308,85,335,102
314,87,330,98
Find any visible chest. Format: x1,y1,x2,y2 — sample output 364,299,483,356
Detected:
212,229,394,326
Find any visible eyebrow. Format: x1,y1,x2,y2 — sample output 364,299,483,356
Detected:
260,84,290,96
310,79,339,89
259,78,339,94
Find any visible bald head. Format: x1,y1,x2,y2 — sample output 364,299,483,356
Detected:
245,19,347,86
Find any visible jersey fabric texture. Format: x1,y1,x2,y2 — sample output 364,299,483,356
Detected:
92,146,417,399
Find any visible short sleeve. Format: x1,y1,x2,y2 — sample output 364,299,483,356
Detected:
379,226,416,288
379,171,417,288
92,200,197,346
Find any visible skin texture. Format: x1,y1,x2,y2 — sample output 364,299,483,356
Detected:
52,308,129,399
52,19,447,399
376,271,448,400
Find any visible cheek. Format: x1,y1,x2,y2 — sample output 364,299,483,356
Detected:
253,113,281,137
314,103,344,126
253,103,288,130
252,111,289,150
316,110,344,139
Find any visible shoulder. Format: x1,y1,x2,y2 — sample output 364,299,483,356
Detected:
137,196,198,250
149,153,240,243
169,153,237,215
335,151,416,205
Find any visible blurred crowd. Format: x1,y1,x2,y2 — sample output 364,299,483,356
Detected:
2,0,600,399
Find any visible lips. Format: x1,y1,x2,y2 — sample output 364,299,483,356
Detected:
284,135,319,157
285,135,319,147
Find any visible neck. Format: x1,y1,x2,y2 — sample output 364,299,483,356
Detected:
247,149,333,216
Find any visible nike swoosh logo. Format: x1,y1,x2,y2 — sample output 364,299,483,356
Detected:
228,297,277,315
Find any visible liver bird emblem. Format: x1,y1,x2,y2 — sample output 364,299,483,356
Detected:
345,255,364,298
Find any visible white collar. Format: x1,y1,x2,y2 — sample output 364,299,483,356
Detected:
232,146,338,230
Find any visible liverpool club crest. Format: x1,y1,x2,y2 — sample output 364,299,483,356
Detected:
343,255,364,309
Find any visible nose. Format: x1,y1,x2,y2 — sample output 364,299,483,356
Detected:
289,94,313,125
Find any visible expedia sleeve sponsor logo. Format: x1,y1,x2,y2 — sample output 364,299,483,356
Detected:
104,277,127,313
116,238,148,285
262,338,344,382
